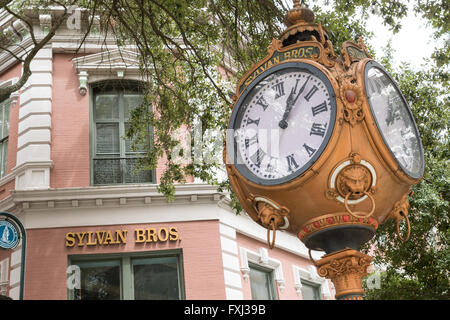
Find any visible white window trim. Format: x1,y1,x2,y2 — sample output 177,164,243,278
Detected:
292,264,332,299
72,49,145,95
240,246,285,293
0,257,9,296
0,77,19,107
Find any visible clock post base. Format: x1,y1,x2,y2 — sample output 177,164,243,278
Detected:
314,248,372,300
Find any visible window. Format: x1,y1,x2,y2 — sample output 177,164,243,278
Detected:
91,82,154,185
0,99,9,178
240,247,285,297
292,265,331,299
249,263,278,300
300,280,321,300
0,258,9,296
69,251,184,300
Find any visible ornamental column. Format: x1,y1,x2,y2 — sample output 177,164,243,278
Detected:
12,15,53,190
314,248,372,300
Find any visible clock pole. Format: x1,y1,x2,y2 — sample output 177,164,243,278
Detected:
224,0,424,300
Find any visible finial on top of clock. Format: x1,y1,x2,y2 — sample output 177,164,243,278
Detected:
284,0,315,27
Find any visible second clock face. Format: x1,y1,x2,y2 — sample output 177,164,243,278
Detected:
228,63,336,185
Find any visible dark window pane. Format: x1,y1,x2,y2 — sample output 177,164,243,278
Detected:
132,257,180,300
301,281,321,300
125,122,149,153
96,123,120,154
94,94,119,120
74,260,121,300
123,94,143,119
0,100,6,139
0,140,7,177
93,158,122,184
124,157,152,183
249,266,275,300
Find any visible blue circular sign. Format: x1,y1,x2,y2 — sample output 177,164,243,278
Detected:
0,220,19,249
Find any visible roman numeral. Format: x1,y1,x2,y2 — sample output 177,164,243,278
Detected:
304,85,319,101
245,135,258,149
311,101,328,116
310,122,327,137
286,154,299,172
247,117,260,126
255,96,269,111
292,78,301,94
250,148,266,168
273,82,285,99
303,143,316,157
266,157,278,173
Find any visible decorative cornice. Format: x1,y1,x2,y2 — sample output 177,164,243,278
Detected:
72,48,140,72
10,160,53,177
9,183,226,211
39,14,52,35
72,48,143,94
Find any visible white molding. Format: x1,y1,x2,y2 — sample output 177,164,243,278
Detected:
72,48,144,94
39,14,52,35
0,77,19,89
0,77,20,107
11,183,222,204
11,160,53,191
13,45,53,189
292,264,332,299
0,37,33,74
0,171,15,186
240,246,285,293
0,257,9,296
219,223,243,299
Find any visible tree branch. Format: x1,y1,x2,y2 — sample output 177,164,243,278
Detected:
0,1,77,101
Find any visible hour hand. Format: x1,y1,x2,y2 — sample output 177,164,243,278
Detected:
279,76,311,129
279,91,295,129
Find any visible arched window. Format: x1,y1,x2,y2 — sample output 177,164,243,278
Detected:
90,81,154,185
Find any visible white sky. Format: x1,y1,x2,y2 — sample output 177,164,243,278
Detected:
306,0,442,69
366,8,440,69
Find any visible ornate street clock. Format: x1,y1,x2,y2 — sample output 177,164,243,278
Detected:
224,1,424,300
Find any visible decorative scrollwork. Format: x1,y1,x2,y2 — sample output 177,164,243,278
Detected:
339,76,364,126
314,249,373,299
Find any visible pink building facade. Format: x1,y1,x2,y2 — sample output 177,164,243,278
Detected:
0,8,333,300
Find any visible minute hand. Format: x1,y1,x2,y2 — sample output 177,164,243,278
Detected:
279,76,311,129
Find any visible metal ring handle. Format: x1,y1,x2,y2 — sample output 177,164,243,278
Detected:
267,220,276,249
344,191,376,219
308,248,317,266
396,212,411,242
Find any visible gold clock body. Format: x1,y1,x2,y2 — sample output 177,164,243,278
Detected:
224,34,423,249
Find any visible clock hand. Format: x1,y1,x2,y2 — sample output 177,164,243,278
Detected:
279,76,311,129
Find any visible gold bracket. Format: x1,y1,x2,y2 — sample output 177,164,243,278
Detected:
248,194,290,249
388,191,413,242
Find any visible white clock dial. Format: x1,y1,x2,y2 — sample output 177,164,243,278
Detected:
364,61,424,179
229,64,336,185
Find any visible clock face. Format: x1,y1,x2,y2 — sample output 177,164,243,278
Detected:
364,61,424,179
227,62,336,185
